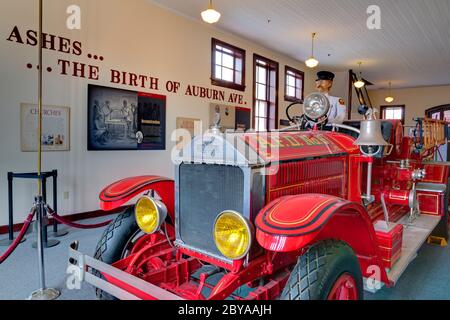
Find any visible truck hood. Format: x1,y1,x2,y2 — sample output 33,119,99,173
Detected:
174,130,359,167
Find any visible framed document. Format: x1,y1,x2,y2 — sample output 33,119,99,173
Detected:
209,103,251,132
137,92,166,151
87,84,167,151
20,103,70,152
88,85,138,151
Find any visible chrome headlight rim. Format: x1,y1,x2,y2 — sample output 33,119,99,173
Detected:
303,92,330,120
134,196,167,234
213,210,254,260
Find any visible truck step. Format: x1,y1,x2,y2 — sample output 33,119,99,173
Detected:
386,215,441,285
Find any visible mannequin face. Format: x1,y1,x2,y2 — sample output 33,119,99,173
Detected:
315,79,333,93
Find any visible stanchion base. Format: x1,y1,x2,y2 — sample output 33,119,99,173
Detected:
0,237,26,246
32,239,60,248
28,288,60,300
48,229,69,238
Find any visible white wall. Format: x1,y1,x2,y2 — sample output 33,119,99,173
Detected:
0,0,316,225
369,85,450,127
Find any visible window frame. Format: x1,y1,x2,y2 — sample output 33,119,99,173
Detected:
381,105,406,125
252,54,279,131
284,65,305,103
211,38,246,92
426,104,450,121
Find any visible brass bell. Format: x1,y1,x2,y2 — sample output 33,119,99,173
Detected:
354,119,390,146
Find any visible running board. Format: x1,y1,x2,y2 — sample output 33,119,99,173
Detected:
387,215,440,284
364,214,440,293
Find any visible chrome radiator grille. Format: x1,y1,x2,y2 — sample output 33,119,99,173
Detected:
177,163,245,257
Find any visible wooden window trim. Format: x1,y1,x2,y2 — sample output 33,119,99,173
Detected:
284,65,305,103
426,104,450,119
381,105,406,125
252,53,279,131
211,38,246,92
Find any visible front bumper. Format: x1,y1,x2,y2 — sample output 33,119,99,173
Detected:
67,242,184,300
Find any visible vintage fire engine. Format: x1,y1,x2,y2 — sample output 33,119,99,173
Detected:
69,93,448,300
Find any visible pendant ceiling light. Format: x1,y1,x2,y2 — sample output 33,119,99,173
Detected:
385,81,394,103
354,62,365,88
201,0,221,24
305,32,319,68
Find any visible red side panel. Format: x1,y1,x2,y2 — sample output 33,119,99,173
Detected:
266,156,348,202
99,176,174,219
421,164,448,223
422,164,448,184
417,191,443,216
375,224,403,269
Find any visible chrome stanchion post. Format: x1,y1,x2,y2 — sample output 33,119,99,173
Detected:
28,0,60,300
29,196,60,300
36,197,46,290
32,174,59,248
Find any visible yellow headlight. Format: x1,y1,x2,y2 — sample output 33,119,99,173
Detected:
213,211,253,260
135,196,167,234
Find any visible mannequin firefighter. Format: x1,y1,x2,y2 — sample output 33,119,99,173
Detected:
315,71,347,124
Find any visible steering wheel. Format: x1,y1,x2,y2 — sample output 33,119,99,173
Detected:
286,102,308,129
286,102,302,123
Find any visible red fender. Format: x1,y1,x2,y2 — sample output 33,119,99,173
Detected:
99,176,175,221
255,194,389,284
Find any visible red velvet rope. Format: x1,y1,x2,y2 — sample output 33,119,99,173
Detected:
46,206,112,229
0,207,36,264
0,205,112,264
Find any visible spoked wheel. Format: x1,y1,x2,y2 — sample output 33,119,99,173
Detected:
327,273,359,300
281,239,363,300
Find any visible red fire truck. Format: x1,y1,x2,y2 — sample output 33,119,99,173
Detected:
69,98,448,300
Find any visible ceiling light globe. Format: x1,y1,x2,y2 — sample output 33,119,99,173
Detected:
201,9,221,23
305,57,319,68
385,96,394,103
354,80,365,89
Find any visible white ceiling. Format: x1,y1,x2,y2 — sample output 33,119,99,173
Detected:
150,0,450,90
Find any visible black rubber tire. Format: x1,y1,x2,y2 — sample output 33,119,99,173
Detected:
281,239,363,300
93,206,139,300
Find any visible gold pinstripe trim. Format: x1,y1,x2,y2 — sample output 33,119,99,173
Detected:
267,198,336,226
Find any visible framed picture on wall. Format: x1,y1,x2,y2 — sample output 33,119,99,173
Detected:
136,92,166,151
209,103,251,132
87,84,166,151
20,103,70,152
